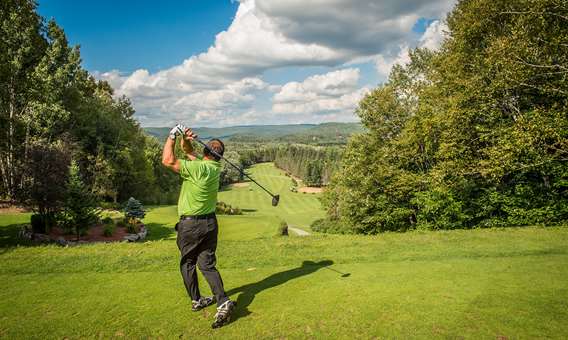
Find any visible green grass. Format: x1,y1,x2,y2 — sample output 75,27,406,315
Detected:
218,162,325,229
1,164,568,338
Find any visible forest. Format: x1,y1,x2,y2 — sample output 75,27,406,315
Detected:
316,0,568,234
0,0,180,215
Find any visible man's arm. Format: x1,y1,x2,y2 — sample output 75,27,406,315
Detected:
162,135,181,173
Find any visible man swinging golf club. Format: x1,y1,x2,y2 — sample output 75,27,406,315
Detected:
162,123,236,329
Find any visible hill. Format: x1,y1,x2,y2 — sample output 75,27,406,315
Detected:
144,122,363,144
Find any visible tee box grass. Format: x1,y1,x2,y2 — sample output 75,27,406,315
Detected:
1,163,567,338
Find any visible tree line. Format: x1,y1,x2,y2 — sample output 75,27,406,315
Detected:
318,0,567,234
233,143,343,187
0,0,180,222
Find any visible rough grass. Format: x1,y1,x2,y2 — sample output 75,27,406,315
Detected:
0,164,567,338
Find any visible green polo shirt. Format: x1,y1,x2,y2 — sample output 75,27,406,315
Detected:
178,158,221,217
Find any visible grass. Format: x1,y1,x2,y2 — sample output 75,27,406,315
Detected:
218,163,325,229
0,164,567,338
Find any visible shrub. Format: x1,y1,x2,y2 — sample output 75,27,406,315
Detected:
124,197,145,224
103,223,115,237
278,221,289,236
63,161,100,239
100,201,120,210
101,217,114,225
311,218,352,234
30,214,46,234
216,201,243,215
126,223,138,234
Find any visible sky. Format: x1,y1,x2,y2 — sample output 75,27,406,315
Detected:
38,0,456,127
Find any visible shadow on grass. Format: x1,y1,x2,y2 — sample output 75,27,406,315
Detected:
144,223,176,241
226,260,335,323
0,224,33,253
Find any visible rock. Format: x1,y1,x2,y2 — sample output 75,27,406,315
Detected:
123,234,139,242
56,237,68,246
32,233,51,243
137,225,148,240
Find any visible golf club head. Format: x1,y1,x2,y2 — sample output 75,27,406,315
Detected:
272,194,280,207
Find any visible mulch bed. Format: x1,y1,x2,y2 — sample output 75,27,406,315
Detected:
48,224,130,242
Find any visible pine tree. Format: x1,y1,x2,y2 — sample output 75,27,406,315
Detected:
124,197,145,225
63,161,99,240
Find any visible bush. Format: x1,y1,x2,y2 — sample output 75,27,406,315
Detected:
103,223,115,237
216,201,243,215
311,218,352,234
126,223,138,234
116,220,126,229
100,201,120,210
30,214,46,234
63,161,100,239
124,197,145,224
278,221,289,236
101,217,114,225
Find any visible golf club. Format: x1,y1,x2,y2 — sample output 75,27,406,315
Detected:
194,137,280,207
324,267,351,278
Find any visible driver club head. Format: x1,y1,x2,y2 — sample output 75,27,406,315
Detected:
272,194,280,207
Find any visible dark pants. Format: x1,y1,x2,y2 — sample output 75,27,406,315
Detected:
176,215,228,306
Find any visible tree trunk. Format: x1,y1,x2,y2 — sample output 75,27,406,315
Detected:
7,78,15,201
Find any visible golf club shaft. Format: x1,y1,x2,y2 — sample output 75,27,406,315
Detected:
195,139,277,198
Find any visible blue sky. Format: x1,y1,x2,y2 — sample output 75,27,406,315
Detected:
38,0,455,127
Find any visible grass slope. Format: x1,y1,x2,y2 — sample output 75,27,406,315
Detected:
1,164,567,339
218,163,324,229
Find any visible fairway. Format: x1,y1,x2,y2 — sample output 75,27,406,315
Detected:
218,163,325,229
1,164,568,338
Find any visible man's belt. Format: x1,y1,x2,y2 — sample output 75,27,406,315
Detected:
180,212,216,221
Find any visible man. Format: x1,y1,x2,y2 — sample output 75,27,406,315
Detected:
161,124,236,329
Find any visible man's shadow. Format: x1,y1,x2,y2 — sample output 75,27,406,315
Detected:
226,260,334,322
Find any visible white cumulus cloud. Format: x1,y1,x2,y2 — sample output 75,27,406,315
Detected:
374,20,449,77
99,0,456,126
272,68,370,122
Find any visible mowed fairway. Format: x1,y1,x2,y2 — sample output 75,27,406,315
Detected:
218,163,325,229
1,164,568,338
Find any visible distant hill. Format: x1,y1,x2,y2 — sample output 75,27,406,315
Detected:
144,122,363,144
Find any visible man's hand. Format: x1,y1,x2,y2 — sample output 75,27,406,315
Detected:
183,128,198,141
181,127,198,160
169,124,188,140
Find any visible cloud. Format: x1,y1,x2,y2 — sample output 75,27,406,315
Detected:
101,0,456,126
272,68,369,121
419,20,449,50
374,20,449,77
255,0,454,56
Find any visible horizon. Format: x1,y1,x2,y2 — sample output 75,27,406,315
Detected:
143,121,361,129
38,0,455,128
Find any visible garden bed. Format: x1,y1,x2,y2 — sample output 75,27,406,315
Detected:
19,223,147,245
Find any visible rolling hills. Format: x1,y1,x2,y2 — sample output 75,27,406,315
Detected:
144,122,363,144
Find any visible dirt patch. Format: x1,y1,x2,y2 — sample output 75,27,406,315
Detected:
48,224,130,242
298,187,324,194
0,202,31,214
230,182,250,188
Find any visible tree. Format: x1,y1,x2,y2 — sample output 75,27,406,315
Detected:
124,197,145,225
322,0,568,233
24,140,71,232
62,161,99,240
